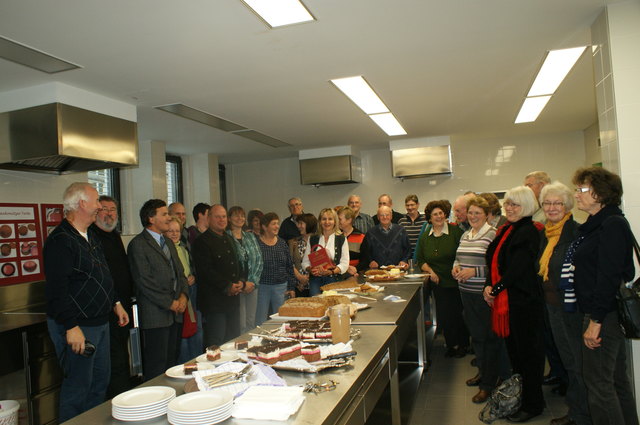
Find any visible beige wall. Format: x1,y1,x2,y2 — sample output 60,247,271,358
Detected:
226,130,587,219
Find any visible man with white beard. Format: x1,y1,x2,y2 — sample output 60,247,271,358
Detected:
91,195,136,397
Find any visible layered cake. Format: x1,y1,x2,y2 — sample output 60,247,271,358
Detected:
234,340,249,350
301,345,321,362
282,320,332,340
206,345,221,361
183,361,198,375
246,340,303,364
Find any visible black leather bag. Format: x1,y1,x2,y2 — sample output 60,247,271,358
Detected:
617,232,640,339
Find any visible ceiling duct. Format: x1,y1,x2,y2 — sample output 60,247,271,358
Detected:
299,146,361,186
390,136,453,179
0,103,138,174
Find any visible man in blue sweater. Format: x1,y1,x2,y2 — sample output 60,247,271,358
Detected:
44,182,129,422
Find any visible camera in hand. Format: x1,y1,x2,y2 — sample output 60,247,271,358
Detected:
81,340,96,357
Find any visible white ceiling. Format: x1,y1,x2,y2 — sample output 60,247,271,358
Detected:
0,0,610,163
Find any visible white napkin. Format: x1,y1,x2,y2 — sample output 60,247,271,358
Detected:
232,386,305,421
193,361,286,396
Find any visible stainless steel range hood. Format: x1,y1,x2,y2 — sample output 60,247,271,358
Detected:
0,103,138,174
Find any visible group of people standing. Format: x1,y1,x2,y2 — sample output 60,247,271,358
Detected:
43,165,638,425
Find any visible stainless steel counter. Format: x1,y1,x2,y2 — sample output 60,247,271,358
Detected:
63,325,397,425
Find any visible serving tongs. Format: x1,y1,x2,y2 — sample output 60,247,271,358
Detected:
202,364,252,388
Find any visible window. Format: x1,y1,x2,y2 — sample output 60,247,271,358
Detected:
88,168,120,199
166,155,183,204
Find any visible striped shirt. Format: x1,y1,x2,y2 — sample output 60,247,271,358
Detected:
453,222,497,294
398,213,427,255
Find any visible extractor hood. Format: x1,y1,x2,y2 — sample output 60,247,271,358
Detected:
0,103,138,174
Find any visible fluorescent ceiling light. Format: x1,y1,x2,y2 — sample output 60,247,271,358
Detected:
0,36,81,74
331,76,390,115
515,96,552,123
369,113,407,136
527,46,587,97
241,0,314,28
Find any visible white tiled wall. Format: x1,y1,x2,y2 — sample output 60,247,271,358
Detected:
226,130,587,219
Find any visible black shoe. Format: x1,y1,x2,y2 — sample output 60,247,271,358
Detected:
466,373,481,386
470,357,477,367
506,409,542,423
551,383,567,396
543,374,561,386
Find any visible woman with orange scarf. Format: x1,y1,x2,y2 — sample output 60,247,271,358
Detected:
537,182,590,425
483,186,545,423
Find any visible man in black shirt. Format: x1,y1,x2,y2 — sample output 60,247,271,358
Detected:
278,197,304,242
372,194,403,225
91,195,135,398
44,183,129,421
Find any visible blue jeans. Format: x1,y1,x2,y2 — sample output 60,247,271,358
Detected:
309,275,340,296
47,319,110,422
255,283,287,325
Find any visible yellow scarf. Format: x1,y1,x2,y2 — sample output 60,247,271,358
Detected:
538,213,572,281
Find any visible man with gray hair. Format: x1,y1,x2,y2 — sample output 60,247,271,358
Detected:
372,194,403,225
44,183,129,421
278,197,304,241
453,193,476,232
347,194,374,234
524,171,551,223
91,195,136,398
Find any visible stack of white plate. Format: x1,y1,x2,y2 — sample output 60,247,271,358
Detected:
111,386,176,421
167,391,233,425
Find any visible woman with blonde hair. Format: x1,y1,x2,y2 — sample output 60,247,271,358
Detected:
302,208,350,295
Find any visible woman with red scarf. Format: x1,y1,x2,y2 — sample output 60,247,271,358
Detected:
483,186,545,423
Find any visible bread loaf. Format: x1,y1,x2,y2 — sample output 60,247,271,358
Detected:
279,301,327,318
320,278,359,291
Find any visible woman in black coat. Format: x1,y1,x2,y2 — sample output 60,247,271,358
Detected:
570,167,638,425
484,186,545,423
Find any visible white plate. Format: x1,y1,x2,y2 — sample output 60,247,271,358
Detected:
166,362,215,379
112,386,176,408
403,273,428,280
168,391,233,414
195,351,240,364
168,412,231,425
269,313,327,321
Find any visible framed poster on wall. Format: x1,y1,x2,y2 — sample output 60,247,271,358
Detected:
40,204,64,243
0,203,45,285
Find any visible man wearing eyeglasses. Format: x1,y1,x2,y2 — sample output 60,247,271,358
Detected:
91,195,136,398
524,171,551,224
278,197,304,242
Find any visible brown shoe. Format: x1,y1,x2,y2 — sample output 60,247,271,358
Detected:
472,389,490,404
550,415,576,425
466,373,481,386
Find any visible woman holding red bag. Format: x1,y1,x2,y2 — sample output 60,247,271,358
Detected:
302,208,350,295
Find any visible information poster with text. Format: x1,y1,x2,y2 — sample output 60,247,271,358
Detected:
0,203,44,285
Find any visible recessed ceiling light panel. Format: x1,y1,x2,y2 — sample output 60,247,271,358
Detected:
241,0,315,28
331,76,390,115
0,36,81,74
369,113,407,136
515,96,551,123
527,46,587,97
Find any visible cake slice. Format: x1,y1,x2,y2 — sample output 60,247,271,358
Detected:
206,345,221,361
302,345,321,362
183,361,198,375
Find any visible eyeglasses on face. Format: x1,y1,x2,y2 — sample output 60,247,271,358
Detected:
575,187,590,193
542,201,564,208
503,201,521,208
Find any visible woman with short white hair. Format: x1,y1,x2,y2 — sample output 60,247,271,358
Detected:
537,181,591,425
483,185,545,422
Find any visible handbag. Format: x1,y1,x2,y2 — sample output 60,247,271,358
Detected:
478,374,522,423
308,244,335,270
181,299,197,338
617,230,640,339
